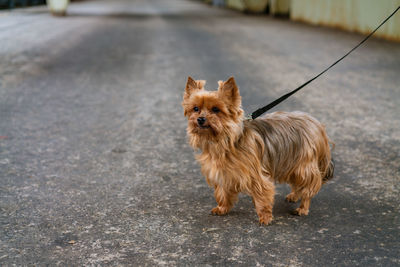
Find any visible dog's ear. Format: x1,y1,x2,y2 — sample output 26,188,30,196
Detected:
218,77,241,108
184,76,205,100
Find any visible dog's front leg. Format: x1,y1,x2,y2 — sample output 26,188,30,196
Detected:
251,176,275,225
211,185,238,215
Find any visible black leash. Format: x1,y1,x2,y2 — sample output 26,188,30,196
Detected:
249,5,400,120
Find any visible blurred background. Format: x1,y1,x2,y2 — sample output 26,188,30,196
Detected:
1,0,399,40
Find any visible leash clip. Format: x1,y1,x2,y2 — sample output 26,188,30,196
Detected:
245,114,253,121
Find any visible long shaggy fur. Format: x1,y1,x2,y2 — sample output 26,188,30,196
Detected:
182,76,334,225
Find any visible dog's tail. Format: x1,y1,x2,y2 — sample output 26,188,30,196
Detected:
322,159,335,183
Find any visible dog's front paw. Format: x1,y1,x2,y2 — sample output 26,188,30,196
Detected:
211,206,229,215
293,207,309,216
258,213,273,225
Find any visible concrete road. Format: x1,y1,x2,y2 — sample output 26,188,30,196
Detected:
1,0,399,265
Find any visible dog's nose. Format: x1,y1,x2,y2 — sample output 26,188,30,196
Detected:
197,117,206,125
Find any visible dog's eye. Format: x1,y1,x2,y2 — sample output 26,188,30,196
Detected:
193,106,199,112
211,107,220,113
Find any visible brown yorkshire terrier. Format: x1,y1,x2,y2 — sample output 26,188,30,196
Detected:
182,76,334,225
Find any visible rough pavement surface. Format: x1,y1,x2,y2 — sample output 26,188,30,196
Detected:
1,0,399,265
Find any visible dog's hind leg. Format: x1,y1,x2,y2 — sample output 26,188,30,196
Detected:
294,197,311,215
285,185,300,203
292,161,322,216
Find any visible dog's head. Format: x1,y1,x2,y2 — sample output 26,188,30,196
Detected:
182,76,244,147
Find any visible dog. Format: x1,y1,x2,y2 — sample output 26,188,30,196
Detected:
182,76,334,225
